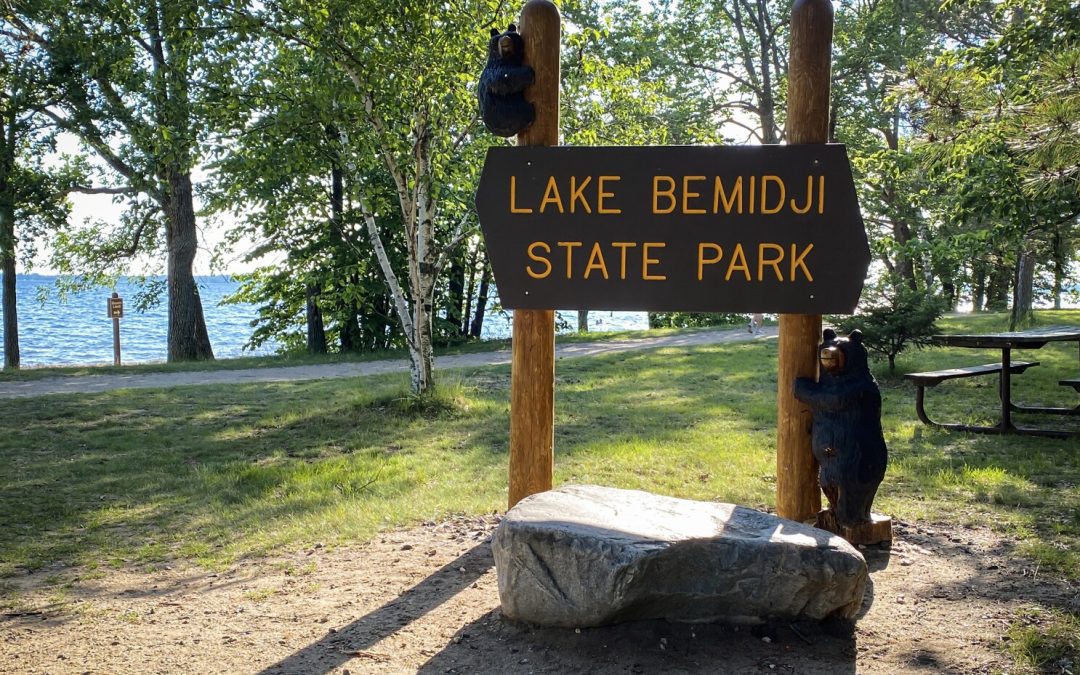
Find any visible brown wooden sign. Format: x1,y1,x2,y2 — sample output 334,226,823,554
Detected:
476,144,869,313
107,294,124,319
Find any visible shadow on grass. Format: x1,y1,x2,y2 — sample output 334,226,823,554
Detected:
0,342,783,576
2,337,1077,585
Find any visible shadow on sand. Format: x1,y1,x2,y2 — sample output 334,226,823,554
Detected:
260,528,870,675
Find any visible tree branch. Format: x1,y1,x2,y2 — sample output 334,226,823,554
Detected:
67,185,139,196
676,61,759,94
102,209,155,262
433,209,474,279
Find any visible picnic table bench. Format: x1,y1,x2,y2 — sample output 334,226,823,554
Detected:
1059,377,1080,392
904,361,1040,432
906,326,1080,437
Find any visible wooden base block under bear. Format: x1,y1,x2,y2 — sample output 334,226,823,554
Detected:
816,510,892,546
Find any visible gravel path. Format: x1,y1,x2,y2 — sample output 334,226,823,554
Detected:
0,326,777,399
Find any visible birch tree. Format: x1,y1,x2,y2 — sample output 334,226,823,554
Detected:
237,0,498,395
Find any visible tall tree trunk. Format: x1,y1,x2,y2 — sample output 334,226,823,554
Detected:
577,310,589,333
1052,230,1064,310
305,283,326,354
339,295,362,352
942,281,956,311
1010,250,1035,329
410,194,437,395
985,257,1010,313
469,259,491,339
878,121,918,292
0,199,18,370
0,107,18,370
327,158,360,352
755,1,779,144
165,168,213,361
972,263,986,312
444,251,465,342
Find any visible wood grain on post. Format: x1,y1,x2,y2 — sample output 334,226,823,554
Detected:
776,0,833,522
508,0,559,509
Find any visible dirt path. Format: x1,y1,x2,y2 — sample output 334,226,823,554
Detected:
2,514,1076,674
0,327,775,399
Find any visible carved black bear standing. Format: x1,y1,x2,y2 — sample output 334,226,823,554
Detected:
477,24,535,137
793,329,888,532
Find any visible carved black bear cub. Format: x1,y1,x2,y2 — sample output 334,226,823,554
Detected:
793,329,888,528
477,24,535,137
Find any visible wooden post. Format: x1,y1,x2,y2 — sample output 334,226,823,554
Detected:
110,292,122,367
508,0,559,509
776,0,833,522
112,317,121,366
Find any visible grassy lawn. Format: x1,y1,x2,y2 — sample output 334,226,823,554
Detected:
1,311,1076,585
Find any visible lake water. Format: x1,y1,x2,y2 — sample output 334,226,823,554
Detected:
0,275,647,367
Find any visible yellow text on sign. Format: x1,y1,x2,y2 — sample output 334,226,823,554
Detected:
509,176,622,214
652,175,825,215
526,241,667,280
697,243,815,282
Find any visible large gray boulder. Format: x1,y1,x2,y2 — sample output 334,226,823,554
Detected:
492,484,867,627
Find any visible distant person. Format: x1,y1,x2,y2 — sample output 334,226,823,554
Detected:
749,313,765,334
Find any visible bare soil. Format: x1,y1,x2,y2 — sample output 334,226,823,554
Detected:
2,515,1077,674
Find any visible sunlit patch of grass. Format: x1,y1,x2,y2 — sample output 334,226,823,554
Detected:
1016,540,1079,578
928,465,1044,507
0,311,1076,598
1006,608,1079,674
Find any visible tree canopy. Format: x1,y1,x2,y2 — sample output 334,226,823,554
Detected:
7,0,1077,376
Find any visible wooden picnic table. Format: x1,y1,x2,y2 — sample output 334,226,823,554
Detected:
907,326,1080,437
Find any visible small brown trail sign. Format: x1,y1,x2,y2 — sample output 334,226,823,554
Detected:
476,144,869,314
107,294,124,319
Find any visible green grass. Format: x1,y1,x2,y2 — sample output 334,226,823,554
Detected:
1006,608,1079,673
0,310,1076,667
872,311,1080,571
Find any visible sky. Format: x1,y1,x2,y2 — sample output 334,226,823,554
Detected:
25,135,265,277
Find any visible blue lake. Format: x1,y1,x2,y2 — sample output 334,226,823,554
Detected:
0,275,647,366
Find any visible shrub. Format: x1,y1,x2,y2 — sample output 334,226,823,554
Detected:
648,312,746,329
831,287,946,373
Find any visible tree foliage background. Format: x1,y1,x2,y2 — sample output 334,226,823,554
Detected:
2,0,1077,379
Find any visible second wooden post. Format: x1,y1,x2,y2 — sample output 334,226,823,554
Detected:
776,0,833,522
508,0,560,509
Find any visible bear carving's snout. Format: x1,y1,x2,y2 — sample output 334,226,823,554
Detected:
499,35,514,58
820,346,845,373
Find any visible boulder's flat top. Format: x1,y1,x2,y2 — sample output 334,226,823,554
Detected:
505,484,841,548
